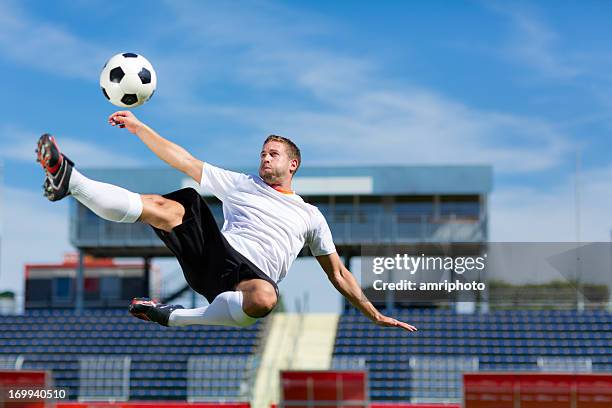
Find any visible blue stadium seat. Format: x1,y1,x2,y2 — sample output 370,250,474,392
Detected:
0,310,264,401
334,308,612,402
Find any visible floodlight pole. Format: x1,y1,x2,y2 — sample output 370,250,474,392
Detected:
575,148,584,312
0,162,3,301
143,256,151,298
575,148,581,244
75,250,84,314
609,230,612,313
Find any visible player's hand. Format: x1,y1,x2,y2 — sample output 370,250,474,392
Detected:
108,111,143,134
375,315,418,332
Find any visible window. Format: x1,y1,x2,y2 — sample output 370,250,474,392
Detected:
26,279,52,303
333,197,353,223
53,277,73,302
440,196,480,219
84,277,100,301
100,276,121,300
355,196,384,223
394,196,434,222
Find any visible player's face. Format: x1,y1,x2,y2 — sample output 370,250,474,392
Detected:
259,141,295,184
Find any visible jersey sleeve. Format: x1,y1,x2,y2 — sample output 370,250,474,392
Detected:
308,209,337,256
200,162,247,200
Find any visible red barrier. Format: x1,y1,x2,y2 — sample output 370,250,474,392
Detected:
464,373,612,408
273,404,459,408
0,370,52,408
370,405,460,408
56,404,250,408
280,370,368,408
60,403,456,408
272,404,459,408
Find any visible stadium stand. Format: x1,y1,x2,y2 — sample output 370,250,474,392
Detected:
333,308,612,402
2,307,609,404
0,308,264,401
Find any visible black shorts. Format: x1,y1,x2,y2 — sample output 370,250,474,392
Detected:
151,187,279,304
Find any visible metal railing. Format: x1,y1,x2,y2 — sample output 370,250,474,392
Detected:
72,205,486,248
187,355,258,402
537,357,593,373
0,355,24,370
78,355,131,402
409,356,479,403
331,356,367,371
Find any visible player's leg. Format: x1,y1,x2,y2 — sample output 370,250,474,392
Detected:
37,133,142,222
234,278,278,317
37,133,184,230
139,194,185,232
70,181,183,231
132,279,277,328
131,290,257,328
168,279,277,326
68,169,144,223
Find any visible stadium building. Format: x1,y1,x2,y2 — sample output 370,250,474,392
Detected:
24,254,152,310
69,165,490,310
1,164,611,407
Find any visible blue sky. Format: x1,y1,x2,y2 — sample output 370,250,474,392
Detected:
1,0,612,310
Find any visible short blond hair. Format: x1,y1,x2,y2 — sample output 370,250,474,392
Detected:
264,135,301,175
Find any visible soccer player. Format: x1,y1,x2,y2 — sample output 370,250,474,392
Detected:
36,111,417,332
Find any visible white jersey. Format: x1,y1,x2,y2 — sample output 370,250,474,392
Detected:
200,162,336,283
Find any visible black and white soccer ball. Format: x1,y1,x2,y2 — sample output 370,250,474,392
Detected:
99,52,157,108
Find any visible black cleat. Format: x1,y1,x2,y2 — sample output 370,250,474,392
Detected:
129,298,184,327
36,133,73,202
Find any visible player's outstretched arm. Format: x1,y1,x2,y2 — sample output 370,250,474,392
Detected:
108,111,203,183
316,252,417,332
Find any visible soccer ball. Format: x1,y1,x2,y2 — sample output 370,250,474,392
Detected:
99,52,157,108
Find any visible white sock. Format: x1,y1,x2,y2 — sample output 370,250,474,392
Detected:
168,291,258,327
69,169,143,223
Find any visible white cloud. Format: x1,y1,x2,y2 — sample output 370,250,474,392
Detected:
491,164,612,242
158,1,607,244
0,0,110,80
176,88,571,173
152,2,573,174
0,1,574,175
485,1,581,80
0,187,72,298
164,0,332,49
